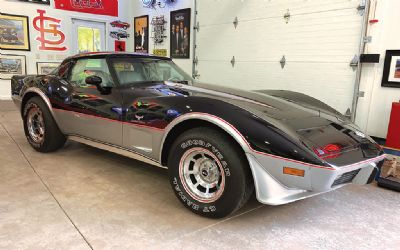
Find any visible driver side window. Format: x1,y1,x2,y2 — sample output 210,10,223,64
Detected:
69,58,114,87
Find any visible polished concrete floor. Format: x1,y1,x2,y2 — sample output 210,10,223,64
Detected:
0,100,399,250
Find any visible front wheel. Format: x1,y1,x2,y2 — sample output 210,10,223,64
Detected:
168,127,254,218
23,96,66,152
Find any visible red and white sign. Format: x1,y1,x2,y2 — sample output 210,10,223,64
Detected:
33,9,67,51
115,40,125,52
54,0,118,17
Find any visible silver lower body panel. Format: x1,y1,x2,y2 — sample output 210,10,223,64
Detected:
246,153,386,205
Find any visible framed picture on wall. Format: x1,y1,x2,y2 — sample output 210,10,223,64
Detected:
0,54,27,80
382,50,400,88
170,8,191,59
36,62,60,75
17,0,50,5
0,13,30,51
134,15,149,53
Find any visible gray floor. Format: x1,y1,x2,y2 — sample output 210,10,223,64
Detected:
0,100,399,250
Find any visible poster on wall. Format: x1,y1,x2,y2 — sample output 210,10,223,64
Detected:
0,54,26,80
0,13,30,51
115,40,126,52
382,50,400,88
170,8,191,59
134,15,149,54
54,0,118,17
37,62,60,75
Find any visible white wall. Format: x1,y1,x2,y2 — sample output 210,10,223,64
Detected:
356,0,400,138
0,0,132,99
128,0,194,75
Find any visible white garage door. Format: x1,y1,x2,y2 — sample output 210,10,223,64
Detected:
195,0,366,114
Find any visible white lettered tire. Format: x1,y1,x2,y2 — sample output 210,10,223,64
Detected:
168,127,254,218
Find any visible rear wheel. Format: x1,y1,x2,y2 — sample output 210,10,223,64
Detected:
23,97,66,152
168,127,254,218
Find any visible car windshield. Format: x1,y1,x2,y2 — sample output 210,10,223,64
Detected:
111,58,193,85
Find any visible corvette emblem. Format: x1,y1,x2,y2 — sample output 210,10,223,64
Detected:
135,114,144,121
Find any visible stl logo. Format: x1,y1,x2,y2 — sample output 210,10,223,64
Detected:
33,9,67,51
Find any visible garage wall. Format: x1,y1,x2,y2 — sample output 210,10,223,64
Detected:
356,0,400,138
195,0,365,114
128,0,194,75
0,0,132,99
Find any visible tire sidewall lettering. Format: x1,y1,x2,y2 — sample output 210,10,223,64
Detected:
180,139,231,177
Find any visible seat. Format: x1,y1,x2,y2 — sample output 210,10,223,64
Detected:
118,70,145,84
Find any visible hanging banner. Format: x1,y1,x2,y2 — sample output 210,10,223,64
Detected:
54,0,118,17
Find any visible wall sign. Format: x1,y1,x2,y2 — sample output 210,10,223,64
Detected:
54,0,118,17
153,49,167,57
170,8,191,59
134,15,149,53
382,50,400,88
110,30,130,40
0,54,27,80
151,15,167,44
143,0,177,9
110,20,130,30
0,13,30,51
142,0,154,8
33,9,67,51
115,40,126,52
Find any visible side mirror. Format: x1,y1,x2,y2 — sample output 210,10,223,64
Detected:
85,75,102,86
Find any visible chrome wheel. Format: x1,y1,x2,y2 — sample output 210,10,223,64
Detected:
27,106,45,144
179,147,225,203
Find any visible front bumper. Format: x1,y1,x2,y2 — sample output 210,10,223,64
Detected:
246,152,386,205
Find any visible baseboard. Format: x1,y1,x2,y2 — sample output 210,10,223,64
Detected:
0,96,12,100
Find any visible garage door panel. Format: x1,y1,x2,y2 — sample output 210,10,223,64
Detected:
196,0,363,113
197,13,361,62
197,61,356,113
198,0,360,26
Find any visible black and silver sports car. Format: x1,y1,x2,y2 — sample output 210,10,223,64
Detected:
11,52,385,218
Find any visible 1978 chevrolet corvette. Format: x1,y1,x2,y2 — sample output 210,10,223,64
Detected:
11,52,385,218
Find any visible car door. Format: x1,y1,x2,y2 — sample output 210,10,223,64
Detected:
107,57,193,160
55,57,123,146
108,57,175,160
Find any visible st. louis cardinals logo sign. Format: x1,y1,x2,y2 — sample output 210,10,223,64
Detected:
33,9,67,51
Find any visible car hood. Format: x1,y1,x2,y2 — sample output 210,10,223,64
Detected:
153,82,347,124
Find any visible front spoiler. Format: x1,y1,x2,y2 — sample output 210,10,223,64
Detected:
246,153,386,205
